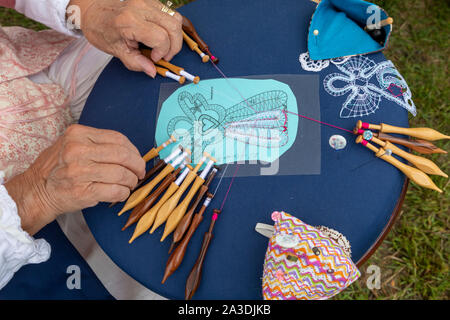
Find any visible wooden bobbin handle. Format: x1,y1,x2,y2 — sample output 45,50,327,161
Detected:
366,17,394,30
162,212,204,284
183,31,210,63
377,132,447,155
357,121,450,141
185,209,220,300
156,59,184,75
371,137,447,177
356,136,443,193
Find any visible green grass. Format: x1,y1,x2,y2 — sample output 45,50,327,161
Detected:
0,0,448,300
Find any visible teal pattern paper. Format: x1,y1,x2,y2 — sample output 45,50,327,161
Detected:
155,78,299,165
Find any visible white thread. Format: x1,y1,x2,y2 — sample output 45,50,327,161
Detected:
180,70,196,82
323,55,417,118
299,52,329,72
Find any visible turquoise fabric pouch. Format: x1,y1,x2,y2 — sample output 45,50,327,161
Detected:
308,0,392,60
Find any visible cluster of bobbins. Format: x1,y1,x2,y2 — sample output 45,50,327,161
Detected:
354,120,449,193
140,15,218,85
112,137,221,299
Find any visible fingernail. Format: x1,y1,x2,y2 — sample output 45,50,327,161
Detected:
135,55,156,78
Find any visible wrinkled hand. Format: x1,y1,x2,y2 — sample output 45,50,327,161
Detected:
69,0,183,77
5,125,145,235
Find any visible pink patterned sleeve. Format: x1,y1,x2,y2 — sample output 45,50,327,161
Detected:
0,0,15,9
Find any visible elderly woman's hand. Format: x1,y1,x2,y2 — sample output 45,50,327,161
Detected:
68,0,183,78
5,125,146,235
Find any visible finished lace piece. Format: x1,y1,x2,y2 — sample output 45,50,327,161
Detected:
0,180,51,290
299,51,351,72
299,52,330,72
323,55,417,118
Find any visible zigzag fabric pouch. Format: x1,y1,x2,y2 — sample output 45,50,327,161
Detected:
256,211,360,300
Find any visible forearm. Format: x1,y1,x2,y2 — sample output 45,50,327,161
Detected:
4,169,57,236
0,175,51,290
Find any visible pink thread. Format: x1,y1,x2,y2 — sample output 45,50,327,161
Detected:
219,164,239,211
210,61,256,113
361,139,368,146
212,213,218,221
361,122,370,129
388,83,404,97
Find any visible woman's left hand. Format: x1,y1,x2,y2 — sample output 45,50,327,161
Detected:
68,0,183,78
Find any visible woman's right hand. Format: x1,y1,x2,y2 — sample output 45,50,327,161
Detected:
5,124,146,235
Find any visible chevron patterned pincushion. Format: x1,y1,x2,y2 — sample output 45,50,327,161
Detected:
262,211,360,300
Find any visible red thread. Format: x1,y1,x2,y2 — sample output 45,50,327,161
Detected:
219,164,240,211
361,122,370,129
283,110,353,134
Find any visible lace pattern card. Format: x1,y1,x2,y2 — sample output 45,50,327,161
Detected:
156,75,321,178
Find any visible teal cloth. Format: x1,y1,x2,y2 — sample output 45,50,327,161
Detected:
308,0,391,60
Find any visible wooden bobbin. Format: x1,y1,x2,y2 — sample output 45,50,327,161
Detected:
182,15,219,64
168,166,219,254
365,17,394,30
185,209,221,300
162,192,214,284
118,149,191,216
143,135,176,162
150,153,209,234
156,66,186,84
353,129,447,155
356,121,450,141
122,167,181,231
129,163,193,243
356,136,442,193
161,153,218,242
183,31,210,63
370,136,448,177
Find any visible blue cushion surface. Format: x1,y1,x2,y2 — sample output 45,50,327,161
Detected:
78,0,408,300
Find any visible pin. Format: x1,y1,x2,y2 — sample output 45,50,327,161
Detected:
161,155,217,242
356,136,442,193
168,166,219,254
117,148,190,216
183,31,210,63
356,121,450,141
150,152,209,234
129,163,192,243
162,193,214,284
